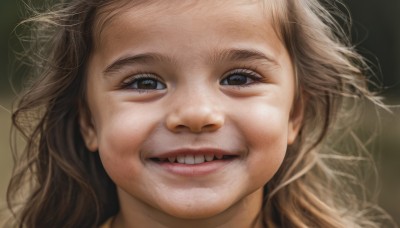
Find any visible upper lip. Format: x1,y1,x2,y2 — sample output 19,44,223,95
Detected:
146,147,239,159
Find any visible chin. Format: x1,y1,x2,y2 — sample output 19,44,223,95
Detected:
160,200,230,220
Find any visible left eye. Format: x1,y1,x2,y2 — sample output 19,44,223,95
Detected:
133,78,165,90
220,69,260,86
122,75,166,90
220,74,253,85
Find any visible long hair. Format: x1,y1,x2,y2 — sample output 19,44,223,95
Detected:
7,0,393,227
263,0,393,227
7,1,119,227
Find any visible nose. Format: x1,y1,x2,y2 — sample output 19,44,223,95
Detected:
165,95,225,133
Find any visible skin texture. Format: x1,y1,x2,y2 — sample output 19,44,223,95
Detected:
81,0,303,227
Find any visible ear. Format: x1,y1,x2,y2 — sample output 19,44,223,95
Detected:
287,94,305,145
79,105,98,152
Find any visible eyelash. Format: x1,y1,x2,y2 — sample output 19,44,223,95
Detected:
119,67,264,91
220,67,264,87
120,73,166,92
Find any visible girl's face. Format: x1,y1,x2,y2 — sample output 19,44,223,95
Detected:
82,0,302,224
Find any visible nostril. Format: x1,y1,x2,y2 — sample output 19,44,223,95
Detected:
165,108,225,133
202,123,219,131
175,125,189,132
171,124,218,133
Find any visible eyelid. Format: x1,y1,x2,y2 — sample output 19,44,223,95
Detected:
220,67,265,85
122,72,161,84
120,72,166,90
223,68,262,79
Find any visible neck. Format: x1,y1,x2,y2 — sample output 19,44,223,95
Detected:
112,188,264,228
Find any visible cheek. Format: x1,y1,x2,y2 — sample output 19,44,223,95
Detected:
95,108,158,181
237,100,290,145
235,102,290,180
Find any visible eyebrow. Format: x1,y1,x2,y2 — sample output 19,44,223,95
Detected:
210,48,278,66
103,48,278,75
103,53,175,75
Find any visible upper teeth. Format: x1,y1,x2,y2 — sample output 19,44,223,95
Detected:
164,154,223,164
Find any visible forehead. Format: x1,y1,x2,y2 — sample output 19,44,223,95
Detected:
92,0,286,47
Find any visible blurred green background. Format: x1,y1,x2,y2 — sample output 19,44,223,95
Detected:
0,0,399,225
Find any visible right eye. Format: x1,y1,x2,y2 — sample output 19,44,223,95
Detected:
220,68,263,87
121,74,166,91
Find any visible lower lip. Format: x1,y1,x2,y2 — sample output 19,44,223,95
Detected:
150,159,234,177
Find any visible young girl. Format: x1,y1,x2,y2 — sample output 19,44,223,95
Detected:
7,0,394,227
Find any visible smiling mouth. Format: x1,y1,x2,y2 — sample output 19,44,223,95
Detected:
149,154,238,165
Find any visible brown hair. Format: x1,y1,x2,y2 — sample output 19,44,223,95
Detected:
7,0,394,227
8,1,118,227
263,0,393,227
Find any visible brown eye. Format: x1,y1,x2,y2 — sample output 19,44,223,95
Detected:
220,69,261,86
221,74,250,85
135,78,163,89
122,74,166,90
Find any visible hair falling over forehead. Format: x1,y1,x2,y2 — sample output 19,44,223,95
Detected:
6,0,394,227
